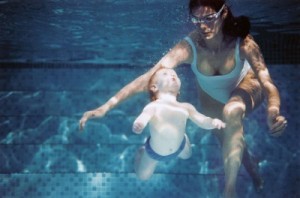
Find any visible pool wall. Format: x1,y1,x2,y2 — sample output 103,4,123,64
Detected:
0,63,299,197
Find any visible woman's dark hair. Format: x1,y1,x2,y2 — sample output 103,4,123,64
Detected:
189,0,250,38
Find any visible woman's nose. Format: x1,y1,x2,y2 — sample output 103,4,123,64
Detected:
199,23,208,29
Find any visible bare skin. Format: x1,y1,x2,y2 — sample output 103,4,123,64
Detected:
79,4,287,198
132,69,225,180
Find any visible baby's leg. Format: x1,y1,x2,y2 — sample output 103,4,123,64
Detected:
134,146,158,180
178,135,192,160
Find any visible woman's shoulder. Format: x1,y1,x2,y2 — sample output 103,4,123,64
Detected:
185,31,206,51
186,30,199,42
239,34,261,58
240,34,258,49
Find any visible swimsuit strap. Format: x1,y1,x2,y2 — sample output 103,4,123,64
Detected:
184,36,197,66
235,37,241,66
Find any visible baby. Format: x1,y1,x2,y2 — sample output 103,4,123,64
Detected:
132,68,225,180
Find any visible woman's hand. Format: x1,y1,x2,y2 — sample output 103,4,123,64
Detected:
267,107,287,137
79,108,107,131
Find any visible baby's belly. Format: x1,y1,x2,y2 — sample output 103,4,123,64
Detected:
149,129,185,156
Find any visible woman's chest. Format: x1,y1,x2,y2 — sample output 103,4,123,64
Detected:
196,45,236,76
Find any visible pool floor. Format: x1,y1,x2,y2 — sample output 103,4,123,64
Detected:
0,63,299,198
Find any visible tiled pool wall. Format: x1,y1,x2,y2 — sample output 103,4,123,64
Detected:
0,63,299,197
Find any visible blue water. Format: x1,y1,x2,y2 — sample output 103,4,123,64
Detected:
0,64,299,197
0,0,299,64
0,0,299,197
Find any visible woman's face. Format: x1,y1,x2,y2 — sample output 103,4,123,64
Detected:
191,5,225,40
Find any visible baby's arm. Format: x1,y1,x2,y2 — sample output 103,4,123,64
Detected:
132,104,155,134
184,103,226,130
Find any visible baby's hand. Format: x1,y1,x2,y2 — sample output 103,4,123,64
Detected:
212,119,226,130
132,121,145,134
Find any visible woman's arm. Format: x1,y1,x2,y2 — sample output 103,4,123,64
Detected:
79,39,192,130
241,35,287,136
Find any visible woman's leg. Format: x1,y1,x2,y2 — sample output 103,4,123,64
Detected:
221,70,265,197
211,128,263,191
134,146,158,180
198,87,243,197
198,73,263,195
241,144,264,191
236,70,265,191
222,96,247,198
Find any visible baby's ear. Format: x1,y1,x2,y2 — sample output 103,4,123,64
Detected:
150,84,158,92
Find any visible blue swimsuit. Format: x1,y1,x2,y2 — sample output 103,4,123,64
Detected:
145,136,186,161
184,36,251,104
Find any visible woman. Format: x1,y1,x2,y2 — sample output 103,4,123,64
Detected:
80,0,287,197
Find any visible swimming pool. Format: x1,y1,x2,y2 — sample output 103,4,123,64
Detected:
0,0,299,197
0,63,299,197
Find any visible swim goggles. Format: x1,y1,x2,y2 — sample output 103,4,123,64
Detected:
190,4,225,24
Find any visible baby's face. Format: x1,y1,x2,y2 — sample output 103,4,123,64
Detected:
154,68,181,93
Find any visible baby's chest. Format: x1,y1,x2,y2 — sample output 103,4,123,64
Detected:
154,105,188,121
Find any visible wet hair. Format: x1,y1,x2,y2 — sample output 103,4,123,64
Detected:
189,0,250,38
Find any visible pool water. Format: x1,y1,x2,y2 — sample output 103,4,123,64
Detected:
0,0,299,197
0,0,299,64
0,63,299,197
